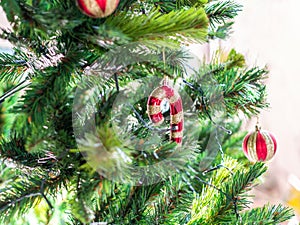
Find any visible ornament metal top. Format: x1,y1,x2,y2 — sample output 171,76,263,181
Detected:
242,125,277,162
76,0,119,18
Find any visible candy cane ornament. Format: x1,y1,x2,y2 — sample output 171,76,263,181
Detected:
147,85,184,145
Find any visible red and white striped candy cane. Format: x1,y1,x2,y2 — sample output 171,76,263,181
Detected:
147,85,184,145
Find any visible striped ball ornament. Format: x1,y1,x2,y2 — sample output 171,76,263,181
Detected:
242,126,277,162
76,0,119,18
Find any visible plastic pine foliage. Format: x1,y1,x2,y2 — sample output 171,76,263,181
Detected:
0,0,294,225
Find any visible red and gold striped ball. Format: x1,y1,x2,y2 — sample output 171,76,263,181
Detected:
76,0,119,18
242,127,277,162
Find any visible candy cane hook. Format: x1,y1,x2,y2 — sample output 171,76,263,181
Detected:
147,85,184,145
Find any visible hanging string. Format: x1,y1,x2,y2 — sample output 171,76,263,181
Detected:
255,116,261,131
162,47,169,86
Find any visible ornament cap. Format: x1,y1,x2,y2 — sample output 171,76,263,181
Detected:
255,125,261,131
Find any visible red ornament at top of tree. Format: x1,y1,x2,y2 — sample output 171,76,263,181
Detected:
242,126,277,162
76,0,119,18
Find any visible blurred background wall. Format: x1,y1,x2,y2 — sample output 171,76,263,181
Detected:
223,0,300,223
1,0,300,224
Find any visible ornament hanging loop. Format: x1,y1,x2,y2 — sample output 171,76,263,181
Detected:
255,125,261,131
163,76,169,86
255,116,261,131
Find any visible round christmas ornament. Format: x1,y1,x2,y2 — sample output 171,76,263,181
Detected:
242,126,277,162
147,84,184,145
76,0,119,18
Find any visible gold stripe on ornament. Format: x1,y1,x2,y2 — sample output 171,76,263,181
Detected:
84,0,119,18
105,0,119,16
169,93,180,104
147,105,161,115
261,131,275,161
171,112,183,124
84,0,102,17
171,131,183,139
152,87,166,100
247,132,258,162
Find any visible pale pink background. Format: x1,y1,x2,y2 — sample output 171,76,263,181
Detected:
223,1,300,224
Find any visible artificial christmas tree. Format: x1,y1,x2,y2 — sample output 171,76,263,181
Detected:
0,0,294,224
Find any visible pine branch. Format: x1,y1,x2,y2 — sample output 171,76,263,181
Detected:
69,172,101,224
0,141,84,223
136,0,206,13
185,62,268,117
0,0,22,23
187,158,265,224
0,175,49,223
220,67,269,116
205,0,242,39
208,22,234,39
237,204,294,224
102,7,208,44
206,0,242,28
0,52,27,82
0,136,41,167
0,83,20,139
